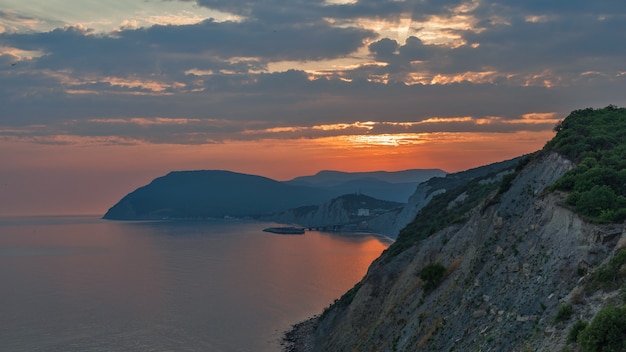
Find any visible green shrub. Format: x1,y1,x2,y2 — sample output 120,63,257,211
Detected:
577,305,626,352
589,249,626,290
555,304,574,323
420,262,446,292
568,320,589,343
575,185,618,218
547,106,626,223
386,176,501,260
498,172,517,194
337,281,362,307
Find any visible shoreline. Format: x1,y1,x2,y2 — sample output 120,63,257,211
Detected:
315,229,395,244
281,316,319,352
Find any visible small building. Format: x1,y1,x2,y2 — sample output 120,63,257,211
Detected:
357,208,370,217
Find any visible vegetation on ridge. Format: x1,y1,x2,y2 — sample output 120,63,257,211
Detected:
296,106,626,351
419,262,446,293
565,249,626,351
586,248,626,292
383,105,626,261
382,168,509,260
546,105,626,223
575,305,626,352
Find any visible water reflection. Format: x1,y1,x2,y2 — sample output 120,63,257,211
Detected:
0,216,388,351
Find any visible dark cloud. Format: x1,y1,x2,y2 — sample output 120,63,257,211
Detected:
194,0,411,22
192,0,474,22
360,3,626,82
2,0,626,145
398,37,429,61
369,38,398,61
478,0,626,15
1,18,375,80
2,17,369,125
368,36,435,73
120,19,376,61
466,1,626,65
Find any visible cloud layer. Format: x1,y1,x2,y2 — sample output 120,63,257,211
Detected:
1,0,625,145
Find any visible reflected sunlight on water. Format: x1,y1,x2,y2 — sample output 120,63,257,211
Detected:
0,216,388,352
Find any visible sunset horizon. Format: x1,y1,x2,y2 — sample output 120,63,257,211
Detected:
2,1,624,216
2,128,554,216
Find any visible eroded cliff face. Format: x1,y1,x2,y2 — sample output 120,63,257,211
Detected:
366,184,444,239
291,151,626,352
267,186,436,238
272,159,518,239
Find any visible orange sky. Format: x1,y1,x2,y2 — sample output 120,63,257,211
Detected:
0,129,554,216
3,1,624,216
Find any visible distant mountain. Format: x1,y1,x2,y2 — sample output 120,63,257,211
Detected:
286,169,446,203
285,106,626,352
264,160,518,238
365,157,521,238
288,169,446,186
103,170,337,220
264,193,404,230
103,168,446,220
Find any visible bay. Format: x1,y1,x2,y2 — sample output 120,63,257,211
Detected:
0,215,389,352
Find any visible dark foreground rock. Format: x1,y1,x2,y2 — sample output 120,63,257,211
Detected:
282,317,319,352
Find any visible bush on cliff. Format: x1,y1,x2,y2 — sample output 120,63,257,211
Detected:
547,105,626,223
577,305,626,352
420,262,446,292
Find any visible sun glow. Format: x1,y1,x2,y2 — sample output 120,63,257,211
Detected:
343,133,425,147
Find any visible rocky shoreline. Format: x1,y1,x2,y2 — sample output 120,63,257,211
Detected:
281,316,319,352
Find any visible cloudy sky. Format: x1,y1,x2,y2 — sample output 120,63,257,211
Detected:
1,0,625,215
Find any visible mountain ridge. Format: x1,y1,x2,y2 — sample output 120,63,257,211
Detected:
103,170,337,220
284,106,626,352
271,159,519,238
103,168,443,220
286,169,447,203
288,169,446,186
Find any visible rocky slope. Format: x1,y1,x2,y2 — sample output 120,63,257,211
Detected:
269,159,519,239
286,169,447,203
103,170,339,220
103,169,443,221
263,194,404,232
286,150,626,351
368,158,520,239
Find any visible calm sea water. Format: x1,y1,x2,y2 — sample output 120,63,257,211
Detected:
0,216,389,352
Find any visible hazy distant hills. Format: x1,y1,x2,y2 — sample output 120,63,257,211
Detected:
286,169,446,203
269,162,516,238
288,169,445,186
286,107,626,351
103,170,337,220
103,168,444,220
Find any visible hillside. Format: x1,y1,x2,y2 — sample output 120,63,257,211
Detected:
103,170,337,220
288,169,446,187
263,193,404,232
286,169,447,203
103,168,444,221
269,159,518,239
285,106,626,352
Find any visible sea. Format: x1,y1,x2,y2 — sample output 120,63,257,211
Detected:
0,215,390,352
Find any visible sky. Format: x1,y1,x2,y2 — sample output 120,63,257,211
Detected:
1,0,625,216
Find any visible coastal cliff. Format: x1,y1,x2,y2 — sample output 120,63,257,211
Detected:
103,170,336,220
285,106,626,351
103,169,442,221
265,194,404,233
366,158,520,238
268,159,519,239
